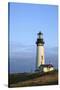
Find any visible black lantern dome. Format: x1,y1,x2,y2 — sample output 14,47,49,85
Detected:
36,32,44,46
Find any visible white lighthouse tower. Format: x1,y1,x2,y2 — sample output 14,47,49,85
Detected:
36,32,45,69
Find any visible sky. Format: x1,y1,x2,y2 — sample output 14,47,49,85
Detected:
9,3,58,73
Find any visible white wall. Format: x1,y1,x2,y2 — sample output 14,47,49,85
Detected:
36,44,45,69
43,67,54,72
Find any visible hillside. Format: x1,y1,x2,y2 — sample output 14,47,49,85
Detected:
8,70,58,87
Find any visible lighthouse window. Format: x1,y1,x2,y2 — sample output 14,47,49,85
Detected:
41,56,43,60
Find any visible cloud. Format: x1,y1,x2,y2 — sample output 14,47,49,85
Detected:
9,43,36,58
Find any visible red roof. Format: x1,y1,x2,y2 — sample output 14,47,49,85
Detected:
39,64,53,67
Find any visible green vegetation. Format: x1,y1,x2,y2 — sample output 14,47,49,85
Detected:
8,70,58,87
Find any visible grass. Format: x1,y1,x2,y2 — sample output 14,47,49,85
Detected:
8,70,58,87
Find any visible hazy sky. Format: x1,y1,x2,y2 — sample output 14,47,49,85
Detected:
9,3,58,73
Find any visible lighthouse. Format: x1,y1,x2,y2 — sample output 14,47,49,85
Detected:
36,32,45,69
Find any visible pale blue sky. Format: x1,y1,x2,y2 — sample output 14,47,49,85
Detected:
9,3,58,47
9,3,58,73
